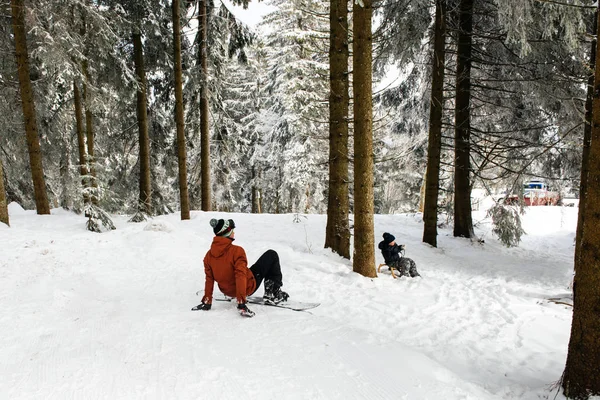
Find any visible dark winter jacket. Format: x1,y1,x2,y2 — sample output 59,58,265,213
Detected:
202,236,257,304
378,240,403,264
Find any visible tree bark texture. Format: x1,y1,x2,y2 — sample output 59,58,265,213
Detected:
10,0,50,215
198,0,211,211
82,61,98,206
133,30,152,216
59,140,70,209
0,159,9,226
562,8,600,399
251,187,262,213
453,0,474,239
173,0,190,220
325,0,350,259
423,0,447,248
251,166,262,213
73,81,90,206
352,0,376,278
574,11,596,272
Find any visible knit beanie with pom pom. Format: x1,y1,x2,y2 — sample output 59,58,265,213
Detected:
210,218,235,237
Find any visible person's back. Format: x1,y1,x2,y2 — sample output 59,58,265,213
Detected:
203,235,256,302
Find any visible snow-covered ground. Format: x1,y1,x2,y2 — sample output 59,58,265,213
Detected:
0,203,577,399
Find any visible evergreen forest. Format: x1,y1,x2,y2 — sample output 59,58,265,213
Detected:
2,0,600,397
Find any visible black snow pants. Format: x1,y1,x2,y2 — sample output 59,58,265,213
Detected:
249,249,283,294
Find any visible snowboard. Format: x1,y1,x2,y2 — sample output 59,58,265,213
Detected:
212,294,320,312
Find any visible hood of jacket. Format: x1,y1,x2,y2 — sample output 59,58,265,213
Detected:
209,236,235,258
378,240,387,250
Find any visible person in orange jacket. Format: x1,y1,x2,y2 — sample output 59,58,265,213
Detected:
192,218,289,317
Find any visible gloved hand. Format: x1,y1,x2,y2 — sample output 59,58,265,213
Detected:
237,303,255,317
191,302,211,311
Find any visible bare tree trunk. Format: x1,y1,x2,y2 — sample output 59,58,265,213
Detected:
0,159,9,226
453,0,474,239
352,0,376,278
325,0,351,259
82,61,98,206
251,187,262,213
562,7,600,399
574,11,596,270
59,131,71,209
73,81,90,206
423,0,447,248
10,0,50,215
173,0,190,220
251,166,262,213
133,29,152,216
198,0,211,211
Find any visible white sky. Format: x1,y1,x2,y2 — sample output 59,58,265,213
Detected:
221,0,277,27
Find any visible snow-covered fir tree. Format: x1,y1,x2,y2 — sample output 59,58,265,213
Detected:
256,0,330,213
0,0,592,226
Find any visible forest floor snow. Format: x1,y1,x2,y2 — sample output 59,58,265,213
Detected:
0,203,577,399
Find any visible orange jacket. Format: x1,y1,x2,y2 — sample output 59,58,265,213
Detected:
202,236,257,304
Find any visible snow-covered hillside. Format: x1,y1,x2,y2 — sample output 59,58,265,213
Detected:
0,203,577,399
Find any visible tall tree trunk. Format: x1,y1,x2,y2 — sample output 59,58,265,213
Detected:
173,0,190,220
82,61,98,206
562,8,600,399
0,159,9,226
251,166,262,213
251,188,262,213
198,0,211,211
352,0,376,278
574,11,596,271
133,29,152,216
325,0,351,259
10,0,50,215
423,0,447,248
453,0,474,239
73,81,90,206
59,131,71,209
59,153,68,209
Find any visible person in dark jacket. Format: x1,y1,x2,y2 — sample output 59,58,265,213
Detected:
377,232,420,278
192,218,289,317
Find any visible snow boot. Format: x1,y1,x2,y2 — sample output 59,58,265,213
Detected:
263,279,289,305
409,265,421,277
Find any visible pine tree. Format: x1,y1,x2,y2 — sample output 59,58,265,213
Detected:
453,0,475,239
133,28,152,219
453,0,588,206
81,20,99,207
574,10,596,271
10,0,51,215
562,6,600,398
172,0,191,220
423,0,447,247
114,0,175,215
258,0,330,214
325,0,350,259
73,81,90,207
371,0,434,214
352,0,377,278
198,0,212,211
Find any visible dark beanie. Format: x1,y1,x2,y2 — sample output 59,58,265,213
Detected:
383,232,395,244
210,218,235,237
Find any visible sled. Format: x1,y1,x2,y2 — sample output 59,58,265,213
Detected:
377,263,399,279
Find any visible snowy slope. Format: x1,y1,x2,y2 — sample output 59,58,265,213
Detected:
0,203,576,399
